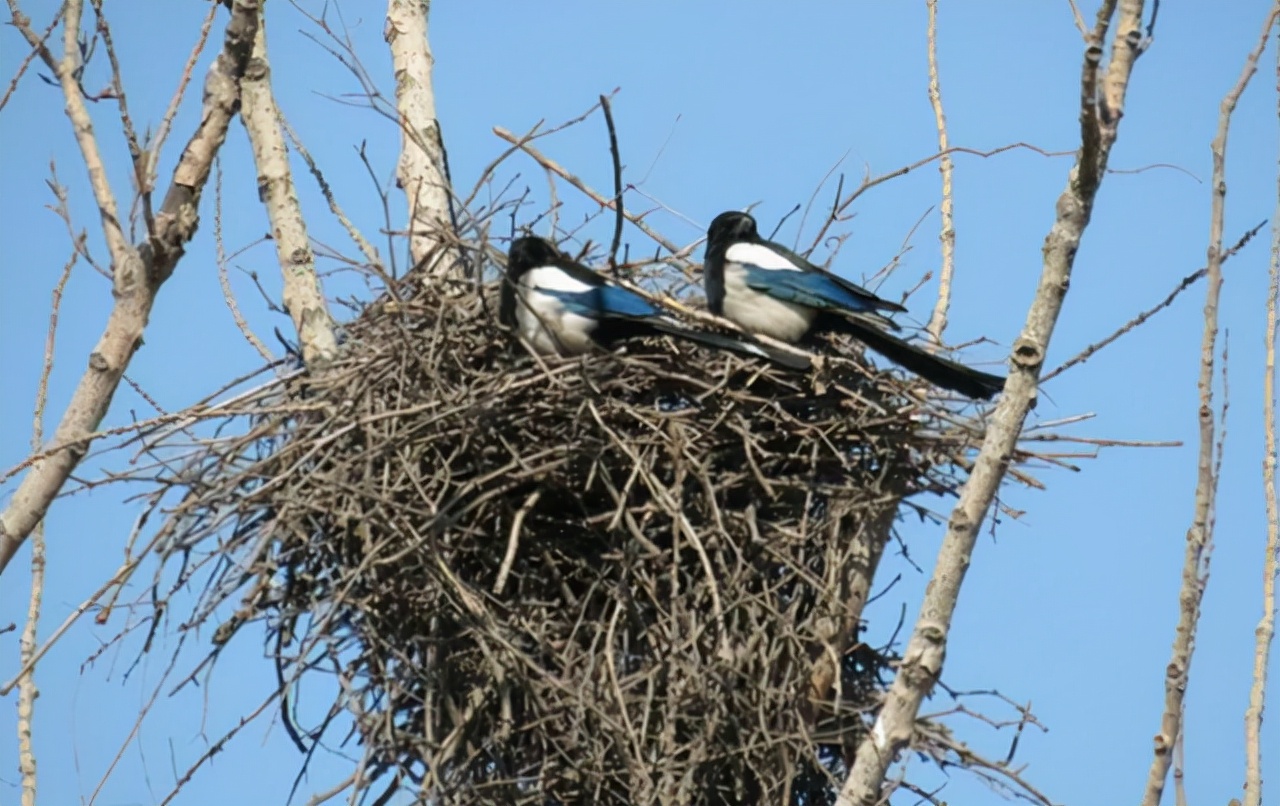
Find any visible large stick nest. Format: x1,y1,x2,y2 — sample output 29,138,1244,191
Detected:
148,242,998,805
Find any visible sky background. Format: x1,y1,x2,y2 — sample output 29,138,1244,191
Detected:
1,1,1277,804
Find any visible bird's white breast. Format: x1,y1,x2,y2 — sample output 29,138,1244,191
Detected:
515,267,597,355
721,244,815,343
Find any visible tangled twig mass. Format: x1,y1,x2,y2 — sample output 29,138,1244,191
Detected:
134,229,1040,804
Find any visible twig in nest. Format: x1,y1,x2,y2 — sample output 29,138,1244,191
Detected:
493,489,541,595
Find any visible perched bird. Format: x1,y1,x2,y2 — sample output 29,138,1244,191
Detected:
703,211,1005,400
501,236,809,369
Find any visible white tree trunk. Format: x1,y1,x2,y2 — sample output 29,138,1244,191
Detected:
386,0,454,280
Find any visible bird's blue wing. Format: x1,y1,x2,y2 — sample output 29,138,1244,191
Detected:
740,264,885,317
595,285,661,319
537,284,660,320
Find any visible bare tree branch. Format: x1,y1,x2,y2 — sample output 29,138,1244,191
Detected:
1242,19,1280,806
239,0,338,367
0,3,60,113
385,0,454,278
1065,0,1089,37
924,0,956,341
0,0,260,577
1139,7,1280,805
835,2,1150,801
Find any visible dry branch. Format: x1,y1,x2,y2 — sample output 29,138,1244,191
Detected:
1139,7,1280,805
835,3,1149,802
0,0,260,577
238,0,338,367
493,126,686,260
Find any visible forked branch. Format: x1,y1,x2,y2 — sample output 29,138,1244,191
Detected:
0,0,260,577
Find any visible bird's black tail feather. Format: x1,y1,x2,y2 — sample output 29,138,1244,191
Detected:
648,320,812,371
830,317,1005,400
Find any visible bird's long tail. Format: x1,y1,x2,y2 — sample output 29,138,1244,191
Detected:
832,317,1005,400
648,320,812,371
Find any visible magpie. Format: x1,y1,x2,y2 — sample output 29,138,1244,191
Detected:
703,211,1005,400
501,236,809,369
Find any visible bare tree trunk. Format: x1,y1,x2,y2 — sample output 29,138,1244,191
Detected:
835,2,1149,802
1243,41,1279,802
239,0,338,367
0,0,260,578
385,0,454,280
1140,7,1280,806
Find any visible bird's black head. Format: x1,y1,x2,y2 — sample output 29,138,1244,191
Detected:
507,236,562,278
706,211,759,246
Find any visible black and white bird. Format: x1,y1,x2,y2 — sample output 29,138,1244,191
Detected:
501,236,809,369
703,211,1005,400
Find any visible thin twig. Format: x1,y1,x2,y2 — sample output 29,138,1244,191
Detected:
87,0,149,238
600,93,625,276
279,112,384,275
494,126,684,259
1065,0,1089,36
144,0,217,197
214,159,273,361
0,531,156,696
1044,221,1266,382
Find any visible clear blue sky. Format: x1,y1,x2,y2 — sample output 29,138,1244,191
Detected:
2,2,1276,804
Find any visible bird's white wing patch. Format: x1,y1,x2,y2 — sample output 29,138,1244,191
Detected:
523,265,595,294
725,241,801,271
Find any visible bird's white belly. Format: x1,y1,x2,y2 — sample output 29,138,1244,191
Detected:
722,265,815,343
517,288,597,355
